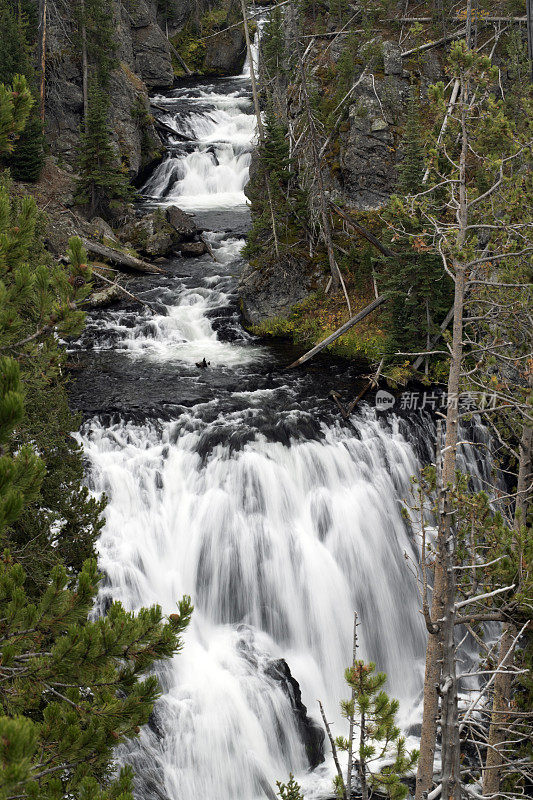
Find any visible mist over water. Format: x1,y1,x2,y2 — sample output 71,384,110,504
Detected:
72,22,493,800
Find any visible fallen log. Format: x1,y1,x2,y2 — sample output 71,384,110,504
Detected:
286,295,386,369
329,202,396,258
82,238,165,274
166,37,193,76
200,233,217,262
90,271,157,312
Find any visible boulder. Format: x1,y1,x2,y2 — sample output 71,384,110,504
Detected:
239,252,315,326
90,217,118,243
179,240,207,257
119,211,180,257
165,205,197,237
264,658,325,769
203,28,247,76
383,41,403,75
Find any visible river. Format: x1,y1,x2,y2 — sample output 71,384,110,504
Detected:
68,25,489,800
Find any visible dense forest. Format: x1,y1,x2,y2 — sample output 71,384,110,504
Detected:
0,1,531,800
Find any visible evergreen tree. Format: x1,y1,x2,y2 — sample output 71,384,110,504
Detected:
277,773,304,800
262,6,285,80
0,0,31,86
7,114,45,182
0,554,193,799
0,74,32,154
334,659,418,800
76,82,131,218
397,86,425,195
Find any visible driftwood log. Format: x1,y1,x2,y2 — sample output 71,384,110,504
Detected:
82,238,165,274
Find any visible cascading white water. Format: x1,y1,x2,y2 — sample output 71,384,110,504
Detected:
74,18,493,800
144,86,255,208
82,408,427,800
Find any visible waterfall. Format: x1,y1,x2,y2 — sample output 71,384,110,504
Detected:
72,19,493,800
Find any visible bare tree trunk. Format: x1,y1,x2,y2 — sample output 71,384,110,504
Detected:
81,0,88,128
346,612,358,800
359,707,368,800
39,0,47,124
483,410,532,796
527,0,533,80
416,61,470,798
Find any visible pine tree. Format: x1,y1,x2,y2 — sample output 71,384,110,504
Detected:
262,5,285,80
277,773,305,800
335,660,418,800
0,74,32,154
7,114,44,182
397,86,425,195
76,82,131,218
0,0,31,86
0,356,44,536
0,554,193,799
320,615,418,800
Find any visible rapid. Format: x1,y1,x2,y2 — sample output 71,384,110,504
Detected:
69,20,492,800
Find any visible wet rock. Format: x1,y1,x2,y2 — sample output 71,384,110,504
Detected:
264,658,325,769
166,205,197,237
179,240,207,257
119,210,180,257
203,27,247,76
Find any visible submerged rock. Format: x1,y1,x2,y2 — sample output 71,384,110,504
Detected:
264,658,325,769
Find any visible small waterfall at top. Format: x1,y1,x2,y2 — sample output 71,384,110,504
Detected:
71,12,494,800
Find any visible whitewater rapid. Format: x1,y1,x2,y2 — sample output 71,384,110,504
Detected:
71,21,492,800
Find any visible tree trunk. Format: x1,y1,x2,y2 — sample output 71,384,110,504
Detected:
286,295,385,369
346,612,358,800
438,264,466,800
482,411,532,796
39,0,47,124
527,0,533,80
81,0,88,128
416,58,470,796
81,238,165,274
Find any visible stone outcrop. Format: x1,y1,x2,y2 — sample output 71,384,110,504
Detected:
202,27,247,76
264,658,325,769
118,205,203,257
46,0,164,176
239,254,316,327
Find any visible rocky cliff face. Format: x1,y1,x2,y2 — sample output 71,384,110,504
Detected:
45,0,243,180
239,15,448,327
46,0,169,176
